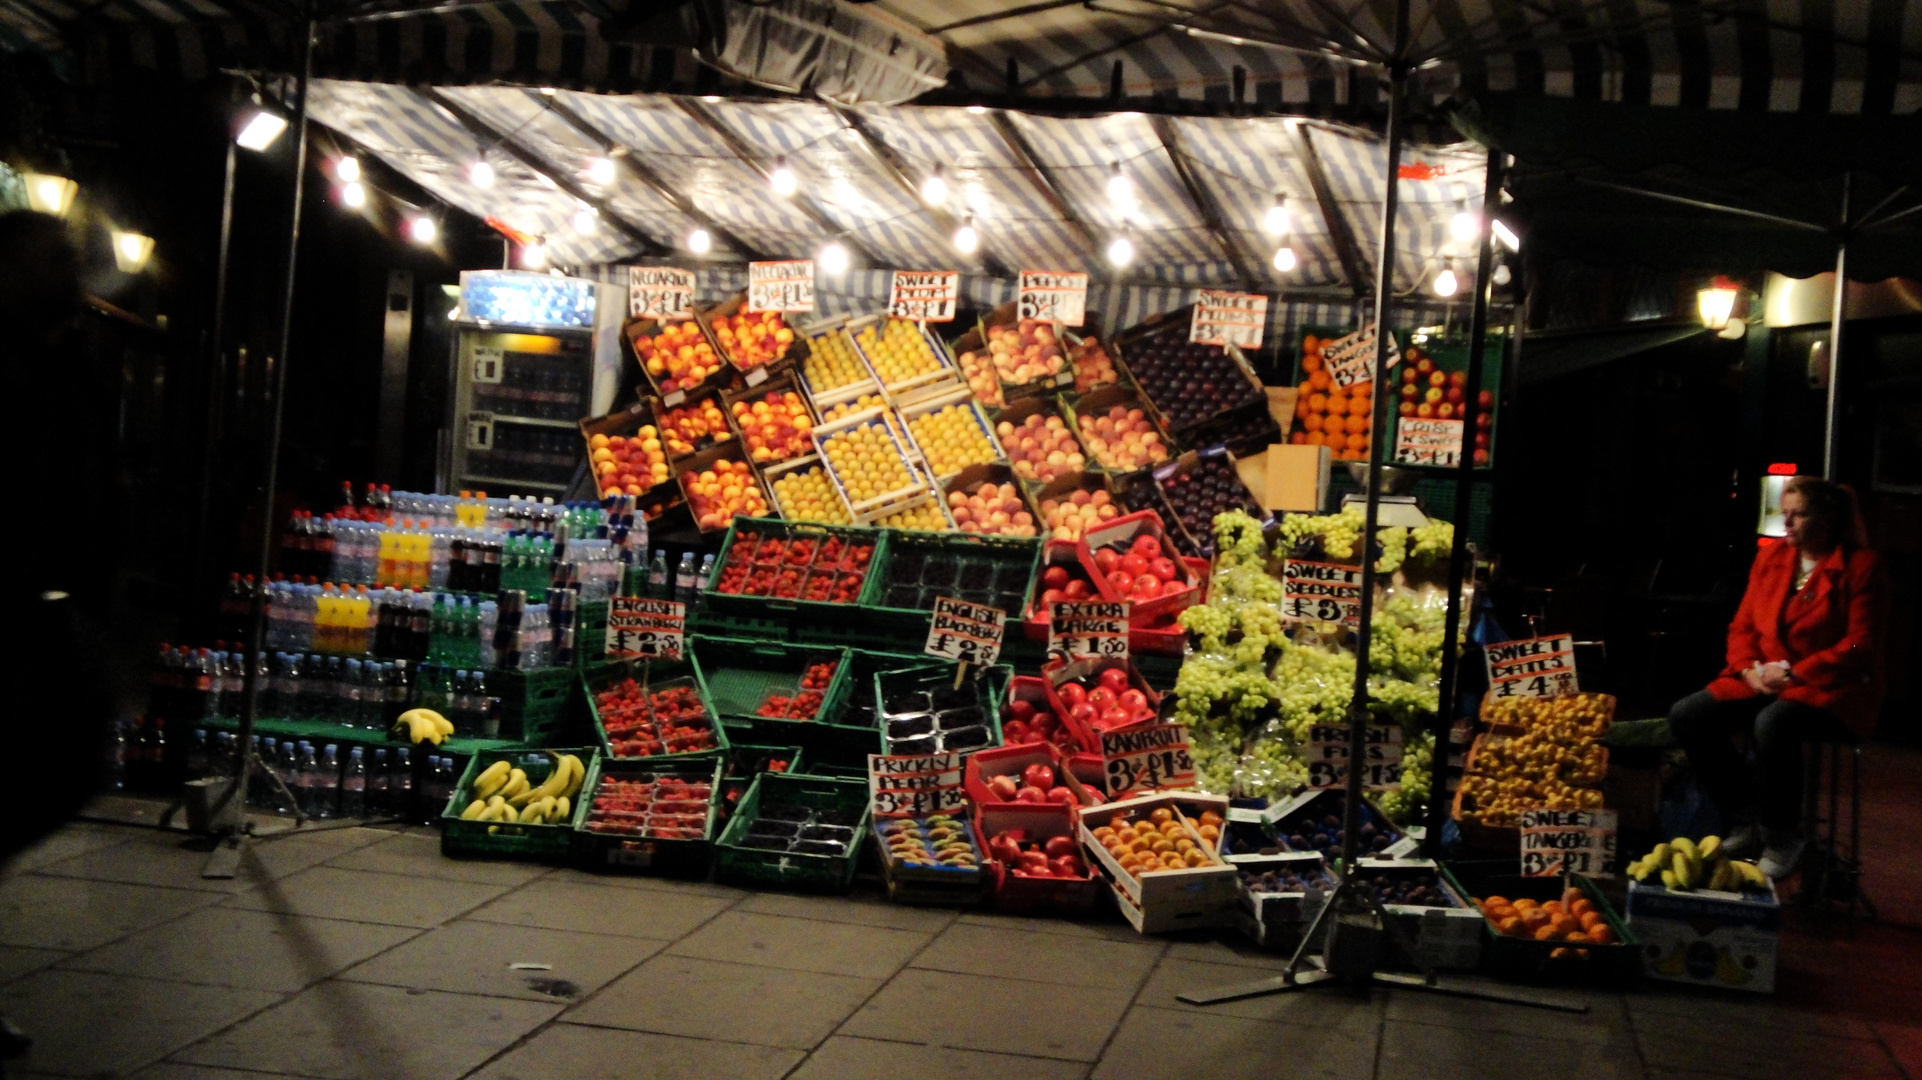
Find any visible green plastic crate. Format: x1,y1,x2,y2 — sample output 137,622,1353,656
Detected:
492,666,579,746
703,518,882,643
689,637,856,729
858,530,1040,646
713,771,872,892
574,600,609,668
440,746,597,860
718,743,806,828
1441,861,1641,987
571,754,725,877
582,658,730,765
871,663,1007,755
820,648,947,730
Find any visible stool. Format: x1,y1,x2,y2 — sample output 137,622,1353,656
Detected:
1796,739,1876,927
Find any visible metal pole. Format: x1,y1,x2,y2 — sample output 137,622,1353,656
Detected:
1423,148,1503,856
1823,173,1850,479
1339,0,1410,876
191,78,242,629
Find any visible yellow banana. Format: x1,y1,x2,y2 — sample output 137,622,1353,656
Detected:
1672,852,1695,889
500,769,530,800
554,795,571,821
1733,860,1768,887
1650,842,1672,866
1672,837,1699,862
1697,835,1722,862
510,754,575,808
1661,869,1679,889
460,799,486,821
1708,858,1735,892
392,711,447,746
558,755,585,798
473,761,511,799
430,713,453,736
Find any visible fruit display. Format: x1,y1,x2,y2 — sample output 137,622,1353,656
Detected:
392,707,453,745
905,401,1003,477
1090,531,1191,605
1456,773,1604,829
589,430,670,498
707,309,796,371
802,328,872,396
819,392,889,424
1239,861,1336,894
879,815,980,870
1157,456,1261,557
1072,402,1169,472
733,798,862,857
458,751,586,826
1281,812,1399,856
729,390,814,464
854,317,950,388
1457,693,1609,829
1038,486,1119,542
756,660,839,719
1364,870,1452,908
955,345,1006,407
679,457,770,531
712,530,872,604
1290,335,1377,462
1071,336,1119,393
876,672,995,754
985,825,1088,879
983,761,1080,806
1627,835,1771,893
1052,666,1157,737
634,320,723,396
1483,692,1613,739
657,395,734,458
875,498,953,532
1119,332,1262,431
768,463,852,525
592,677,722,758
583,772,714,840
997,409,1087,483
980,318,1068,388
1089,805,1225,875
999,698,1081,754
946,480,1038,537
1031,556,1109,619
818,415,923,515
1476,887,1621,951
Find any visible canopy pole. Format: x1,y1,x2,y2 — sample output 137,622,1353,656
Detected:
191,76,242,628
1423,147,1503,856
1824,173,1850,480
1338,0,1410,878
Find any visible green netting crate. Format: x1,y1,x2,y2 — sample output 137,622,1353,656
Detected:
703,517,882,644
688,637,856,728
858,530,1040,645
571,754,724,877
441,746,596,860
582,658,730,764
713,771,871,892
493,666,580,746
718,743,806,828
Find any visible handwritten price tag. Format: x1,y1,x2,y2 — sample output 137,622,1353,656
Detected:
1189,290,1268,349
1100,723,1195,797
1304,724,1403,791
629,267,696,319
924,597,1005,667
868,751,967,818
1520,808,1617,877
747,261,815,313
1280,560,1363,627
605,597,686,660
1320,325,1401,389
1018,271,1088,327
888,271,960,322
1395,417,1464,466
1047,600,1129,663
1484,634,1579,699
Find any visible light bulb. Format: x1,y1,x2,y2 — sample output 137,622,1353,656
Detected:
1492,263,1512,286
817,240,850,274
336,156,361,183
953,216,979,255
447,305,461,320
571,206,597,234
409,216,437,244
1450,209,1480,243
588,156,617,185
235,110,287,151
770,157,798,197
1106,233,1135,267
1107,163,1134,206
1264,195,1291,236
24,173,77,216
469,160,495,189
341,181,366,208
1272,245,1297,272
966,105,988,114
521,242,547,269
686,227,712,254
1433,267,1459,297
920,165,948,206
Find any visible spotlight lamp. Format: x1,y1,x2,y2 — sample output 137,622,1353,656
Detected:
770,156,798,197
111,230,156,273
409,216,438,244
1697,275,1740,330
23,173,77,217
587,156,617,185
953,215,979,255
469,160,496,189
920,164,948,207
1432,263,1459,297
335,156,361,183
1106,162,1134,206
235,107,288,151
1449,209,1480,243
1272,245,1297,272
341,182,367,208
1264,195,1291,237
1106,229,1135,268
817,239,850,274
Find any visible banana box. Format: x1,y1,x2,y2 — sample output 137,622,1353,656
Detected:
1626,878,1779,993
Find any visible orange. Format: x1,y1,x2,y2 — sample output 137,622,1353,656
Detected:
1552,915,1581,937
1345,414,1368,434
1302,354,1323,373
1565,932,1590,944
1483,897,1511,910
1562,888,1583,907
1290,431,1308,444
1298,381,1314,397
1303,336,1320,353
1588,925,1617,945
1296,397,1312,419
1302,414,1323,433
1305,431,1325,446
1496,916,1523,936
1570,898,1594,917
1324,432,1348,452
1308,393,1328,413
1325,394,1349,417
1309,370,1331,392
1349,380,1373,398
1534,924,1560,941
1579,911,1604,931
1541,900,1563,915
1511,899,1538,911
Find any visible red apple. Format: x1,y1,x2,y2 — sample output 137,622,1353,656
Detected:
1416,402,1436,418
1049,854,1083,877
1058,683,1087,708
1098,668,1130,693
1437,403,1456,419
1046,786,1078,806
1064,579,1090,600
1473,448,1490,466
1093,548,1120,574
1002,720,1029,744
1045,835,1078,857
1016,785,1047,803
1023,764,1055,790
1474,431,1490,449
1009,700,1034,722
1087,687,1117,709
1119,688,1148,710
1131,535,1162,560
1042,566,1069,589
1448,370,1468,387
1398,401,1416,417
1150,557,1178,582
1445,385,1464,404
1477,389,1494,408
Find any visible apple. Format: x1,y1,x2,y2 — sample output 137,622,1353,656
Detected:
1050,854,1084,877
1399,383,1419,400
1476,411,1494,430
1046,786,1078,805
1473,448,1491,466
1002,720,1029,744
1474,431,1491,449
1402,365,1420,384
1133,535,1162,560
1448,370,1468,387
1427,370,1447,388
1445,385,1464,404
1019,850,1051,873
1417,402,1436,418
1119,688,1148,710
1150,557,1178,582
1044,834,1078,858
1042,565,1070,589
1415,356,1435,375
1023,764,1055,790
1424,387,1444,403
1477,389,1495,408
1064,579,1090,600
1058,683,1087,708
1437,403,1456,419
1009,700,1035,722
1093,548,1120,574
1098,668,1131,693
1016,785,1047,803
988,774,1020,800
1398,401,1416,417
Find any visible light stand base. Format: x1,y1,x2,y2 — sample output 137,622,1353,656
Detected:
1176,965,1588,1012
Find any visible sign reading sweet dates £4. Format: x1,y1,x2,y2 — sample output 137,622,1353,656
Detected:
1018,271,1088,326
867,750,967,818
1047,600,1129,663
1305,723,1403,791
1484,634,1579,699
923,597,1006,667
1520,808,1618,877
605,597,686,660
746,260,815,313
1189,290,1268,349
1100,722,1195,797
1281,560,1364,626
888,271,960,322
628,266,696,319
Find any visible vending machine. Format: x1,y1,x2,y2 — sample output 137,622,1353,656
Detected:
445,271,602,497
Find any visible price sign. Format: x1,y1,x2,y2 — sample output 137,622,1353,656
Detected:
888,271,960,322
1047,600,1130,663
1320,325,1401,389
1280,560,1363,626
1304,724,1404,791
924,597,1005,667
1484,634,1579,699
1100,723,1195,797
1018,271,1088,327
465,411,494,450
1394,417,1464,466
1189,290,1268,349
747,260,815,313
605,597,686,660
629,267,696,319
1520,808,1618,877
472,346,504,384
868,750,967,818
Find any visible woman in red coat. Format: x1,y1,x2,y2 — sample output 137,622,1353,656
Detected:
1668,477,1889,879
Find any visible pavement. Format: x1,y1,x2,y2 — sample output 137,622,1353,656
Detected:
0,788,1917,1080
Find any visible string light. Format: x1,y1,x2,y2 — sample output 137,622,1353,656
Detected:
920,164,948,207
1106,229,1135,267
587,156,617,185
686,227,712,254
336,156,361,183
1492,263,1512,286
1106,162,1134,206
521,241,548,269
1264,195,1291,236
770,156,798,197
1432,263,1459,297
571,206,598,235
23,173,77,217
1449,209,1480,243
1272,245,1297,272
953,215,979,255
409,216,437,244
469,160,495,189
817,239,850,274
341,182,366,208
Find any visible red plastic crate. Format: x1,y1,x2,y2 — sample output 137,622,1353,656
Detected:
970,801,1102,912
1082,509,1201,621
964,741,1101,808
1021,539,1125,643
1042,656,1164,754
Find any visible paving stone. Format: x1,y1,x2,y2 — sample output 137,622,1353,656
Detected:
911,922,1162,990
565,954,879,1050
37,827,393,894
468,1021,805,1080
842,967,1132,1061
464,878,735,939
0,874,221,951
1384,977,1626,1042
64,906,418,992
134,1064,329,1080
224,866,514,928
668,911,931,979
1871,1022,1922,1079
1633,1009,1903,1079
954,910,1144,942
1135,957,1382,1031
541,866,746,899
1628,989,1876,1040
174,980,562,1080
734,890,959,933
2,822,135,872
325,832,550,886
0,969,280,1078
1159,935,1296,971
1093,1005,1378,1080
340,920,664,1002
790,1036,1091,1080
0,945,69,984
1378,1019,1645,1080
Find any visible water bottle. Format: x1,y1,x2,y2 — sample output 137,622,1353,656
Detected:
427,755,457,824
294,742,318,816
340,747,367,818
314,745,341,819
369,748,391,815
647,549,668,598
674,552,698,605
107,718,130,790
392,748,414,821
187,728,211,781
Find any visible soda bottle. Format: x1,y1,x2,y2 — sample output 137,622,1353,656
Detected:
369,748,391,815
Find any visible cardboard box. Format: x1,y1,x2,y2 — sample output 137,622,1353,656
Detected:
1626,878,1780,993
1264,444,1331,512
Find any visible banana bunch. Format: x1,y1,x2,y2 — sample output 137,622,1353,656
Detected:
1626,836,1767,892
458,752,586,831
394,708,455,746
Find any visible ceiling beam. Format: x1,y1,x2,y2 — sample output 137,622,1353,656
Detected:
672,97,883,268
831,106,1016,280
1289,122,1370,298
420,87,670,256
1149,114,1260,289
531,90,768,262
987,111,1108,279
